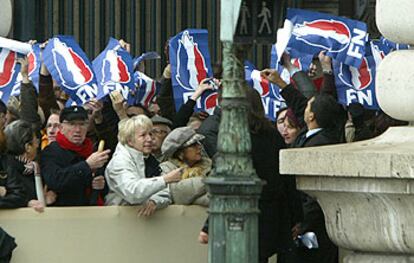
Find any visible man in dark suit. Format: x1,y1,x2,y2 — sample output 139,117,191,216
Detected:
294,93,343,148
262,67,342,263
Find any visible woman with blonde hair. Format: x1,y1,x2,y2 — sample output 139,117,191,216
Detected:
105,115,182,216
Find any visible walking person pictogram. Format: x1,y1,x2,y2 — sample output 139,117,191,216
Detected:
258,1,271,35
239,1,251,35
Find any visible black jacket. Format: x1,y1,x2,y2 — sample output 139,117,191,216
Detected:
0,227,17,262
197,107,221,158
293,127,340,148
290,129,340,263
172,99,197,129
7,157,36,203
0,154,27,208
157,77,176,122
40,142,95,206
280,73,340,263
251,127,296,258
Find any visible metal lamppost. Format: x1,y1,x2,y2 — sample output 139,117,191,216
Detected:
204,1,262,262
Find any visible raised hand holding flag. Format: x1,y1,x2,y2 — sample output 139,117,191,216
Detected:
276,8,368,68
169,29,217,114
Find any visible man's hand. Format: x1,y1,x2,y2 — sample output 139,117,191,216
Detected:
198,231,209,244
291,223,304,240
28,40,37,45
0,186,7,197
190,78,217,101
16,57,30,84
92,175,105,190
163,168,183,184
137,200,157,217
109,90,128,120
39,40,51,76
86,150,111,170
44,186,57,205
118,39,131,53
197,111,210,121
318,51,332,73
163,64,171,79
85,99,104,124
28,199,45,213
260,69,288,89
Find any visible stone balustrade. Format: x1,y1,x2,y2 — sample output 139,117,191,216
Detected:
280,1,414,261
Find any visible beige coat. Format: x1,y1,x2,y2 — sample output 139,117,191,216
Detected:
105,143,170,208
159,158,211,206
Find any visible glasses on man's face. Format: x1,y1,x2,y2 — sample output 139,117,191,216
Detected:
62,121,89,128
151,128,168,136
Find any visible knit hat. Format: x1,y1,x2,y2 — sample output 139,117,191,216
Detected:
161,127,204,159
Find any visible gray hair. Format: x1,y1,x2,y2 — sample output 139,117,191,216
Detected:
118,115,153,145
4,120,34,156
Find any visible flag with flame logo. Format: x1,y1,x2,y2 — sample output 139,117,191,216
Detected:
169,29,217,114
244,60,286,121
0,48,20,102
10,44,42,98
128,71,160,108
333,41,380,109
93,38,134,100
43,35,99,105
280,8,368,68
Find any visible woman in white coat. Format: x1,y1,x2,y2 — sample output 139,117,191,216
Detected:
105,115,182,216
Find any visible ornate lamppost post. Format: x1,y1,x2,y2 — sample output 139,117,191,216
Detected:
205,1,262,262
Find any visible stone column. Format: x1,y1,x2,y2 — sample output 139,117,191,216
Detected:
280,1,414,262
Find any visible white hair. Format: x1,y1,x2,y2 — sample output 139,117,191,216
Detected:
118,115,153,145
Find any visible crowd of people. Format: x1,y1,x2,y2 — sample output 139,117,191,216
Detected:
0,38,408,263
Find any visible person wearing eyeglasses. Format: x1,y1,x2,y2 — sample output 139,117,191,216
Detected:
40,106,111,206
159,126,212,206
40,109,61,150
150,115,172,162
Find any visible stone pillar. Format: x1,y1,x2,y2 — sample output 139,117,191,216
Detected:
280,1,414,262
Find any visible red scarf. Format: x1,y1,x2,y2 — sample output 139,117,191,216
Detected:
56,131,93,159
55,131,104,206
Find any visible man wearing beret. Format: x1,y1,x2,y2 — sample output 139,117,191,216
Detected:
40,106,110,206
